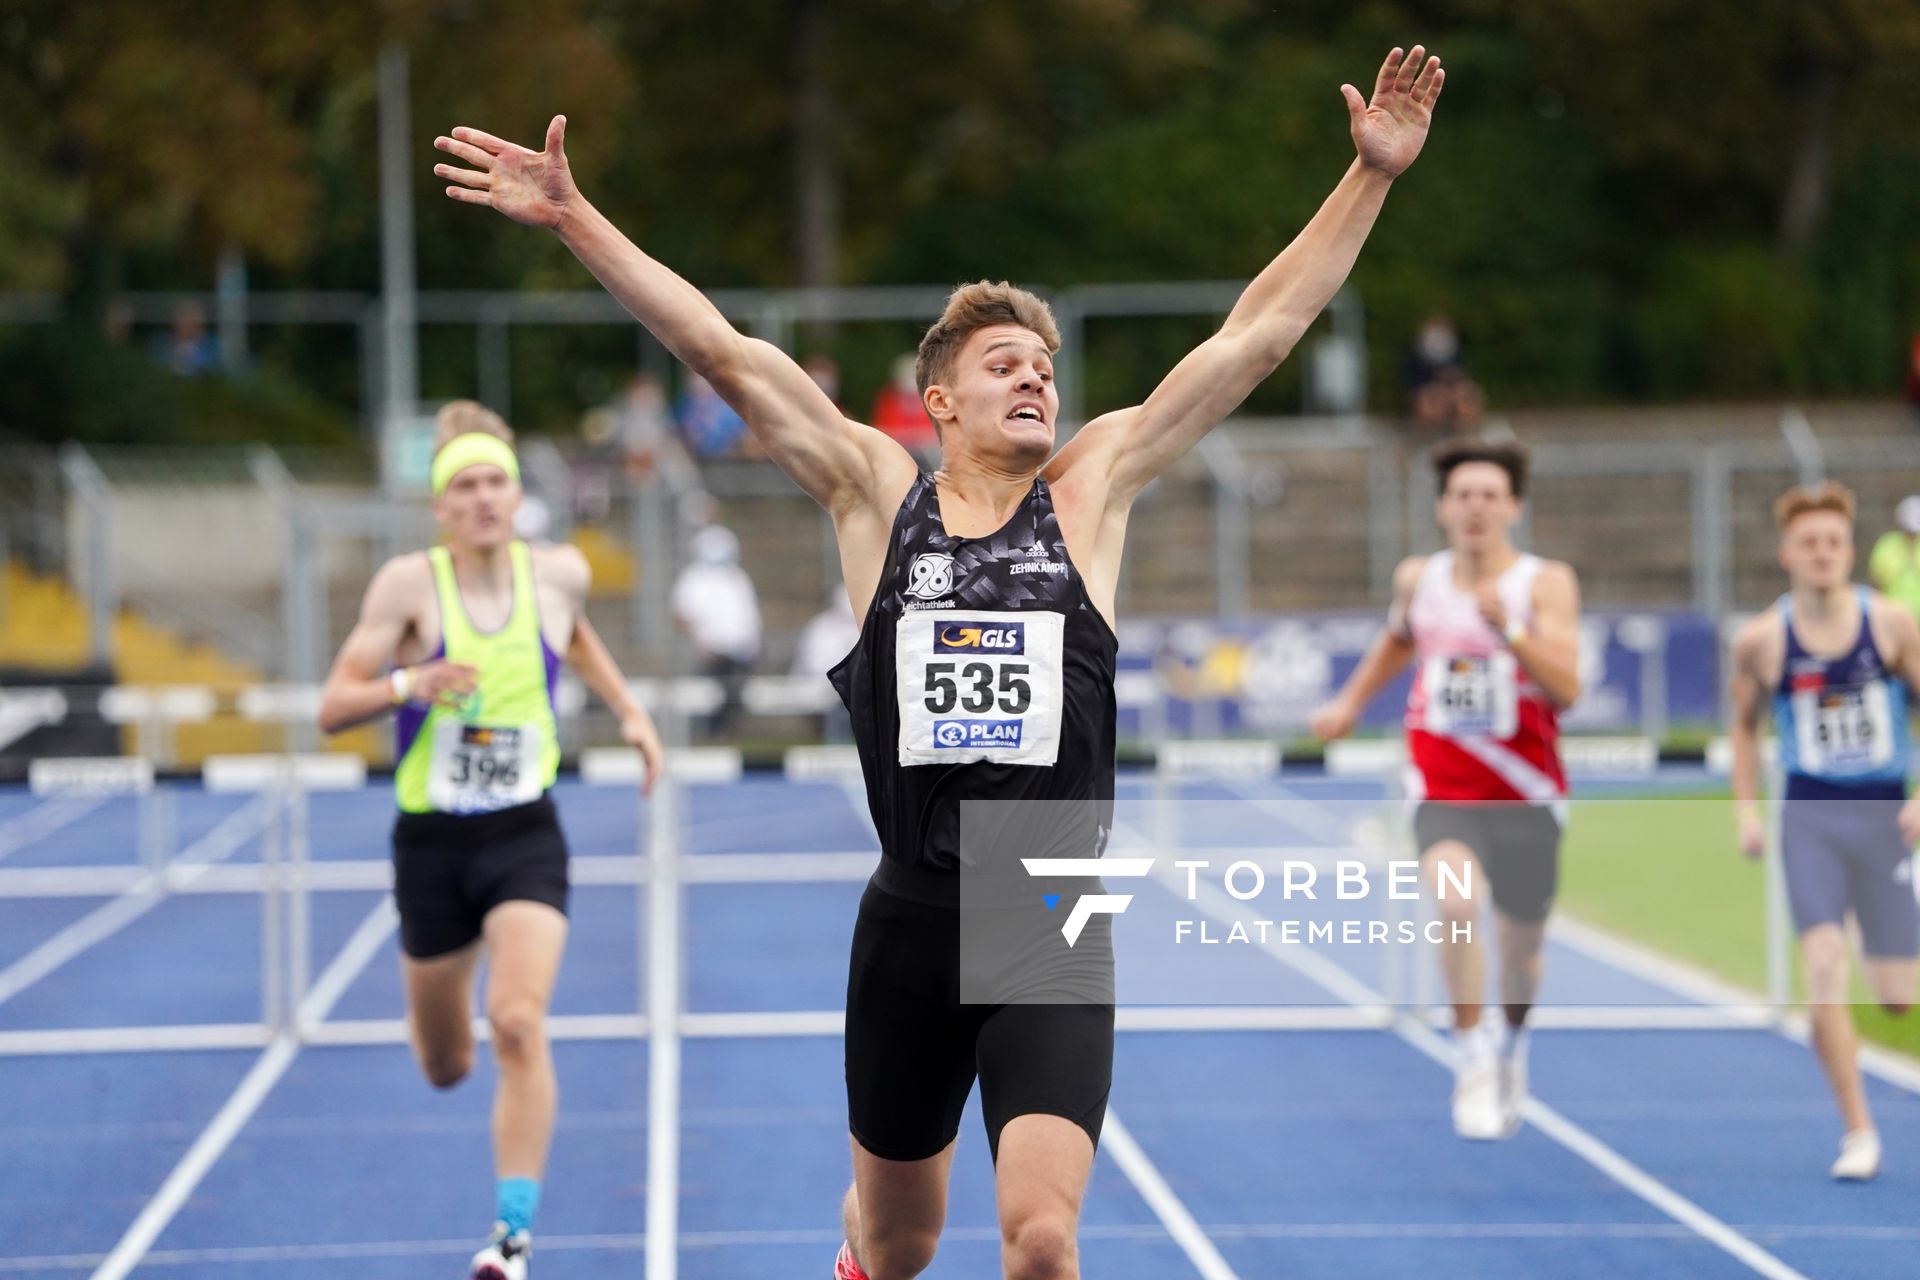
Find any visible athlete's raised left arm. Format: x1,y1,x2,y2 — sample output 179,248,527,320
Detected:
1481,561,1581,709
1058,45,1443,501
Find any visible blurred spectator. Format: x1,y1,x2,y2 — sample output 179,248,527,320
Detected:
1869,495,1920,623
671,524,762,737
870,353,939,453
614,372,699,488
151,300,220,377
675,373,750,459
803,354,845,412
792,583,860,741
792,585,859,677
1904,332,1920,426
1400,314,1484,436
513,493,554,542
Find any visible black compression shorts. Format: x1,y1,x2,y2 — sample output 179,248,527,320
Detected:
1413,801,1563,923
390,792,570,959
844,881,1115,1163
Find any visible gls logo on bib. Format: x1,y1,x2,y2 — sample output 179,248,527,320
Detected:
936,622,1024,653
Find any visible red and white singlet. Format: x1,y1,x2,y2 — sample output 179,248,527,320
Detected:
1403,551,1566,805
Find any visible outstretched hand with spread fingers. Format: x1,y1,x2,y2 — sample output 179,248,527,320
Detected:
1342,45,1444,177
434,114,577,229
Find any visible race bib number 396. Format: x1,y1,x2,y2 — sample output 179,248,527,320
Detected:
427,720,544,814
896,610,1065,766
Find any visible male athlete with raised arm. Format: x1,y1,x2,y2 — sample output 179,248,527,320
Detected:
436,45,1444,1279
1728,481,1920,1181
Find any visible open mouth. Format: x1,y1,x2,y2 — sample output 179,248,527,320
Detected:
1007,404,1045,425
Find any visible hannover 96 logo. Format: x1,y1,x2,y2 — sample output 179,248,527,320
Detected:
906,553,955,600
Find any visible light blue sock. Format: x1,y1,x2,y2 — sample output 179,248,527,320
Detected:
496,1177,541,1237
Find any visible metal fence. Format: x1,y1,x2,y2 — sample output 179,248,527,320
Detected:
4,412,1915,705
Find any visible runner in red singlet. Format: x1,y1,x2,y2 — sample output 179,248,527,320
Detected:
1313,439,1582,1139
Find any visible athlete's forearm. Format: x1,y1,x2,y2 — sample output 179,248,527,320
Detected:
319,674,397,737
1338,629,1417,714
1221,160,1393,359
1727,722,1763,813
566,620,644,722
1511,634,1580,708
555,197,748,383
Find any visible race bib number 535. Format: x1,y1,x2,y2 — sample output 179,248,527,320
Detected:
895,611,1065,766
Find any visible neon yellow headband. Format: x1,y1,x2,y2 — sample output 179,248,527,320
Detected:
431,433,520,497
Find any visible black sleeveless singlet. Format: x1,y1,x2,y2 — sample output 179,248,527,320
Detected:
829,473,1118,906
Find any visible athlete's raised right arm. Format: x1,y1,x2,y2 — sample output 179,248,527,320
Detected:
1727,616,1774,859
317,557,475,736
434,116,914,515
1310,556,1423,741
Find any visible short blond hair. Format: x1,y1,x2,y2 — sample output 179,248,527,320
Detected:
1773,480,1856,531
433,400,515,452
915,281,1060,400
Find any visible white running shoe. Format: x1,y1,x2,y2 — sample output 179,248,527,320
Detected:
1452,1026,1505,1141
1830,1129,1881,1182
471,1222,531,1280
1497,1029,1529,1139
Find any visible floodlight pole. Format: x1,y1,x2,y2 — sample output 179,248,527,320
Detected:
378,44,421,484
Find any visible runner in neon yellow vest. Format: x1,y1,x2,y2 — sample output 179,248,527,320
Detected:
1868,495,1920,623
318,401,664,1280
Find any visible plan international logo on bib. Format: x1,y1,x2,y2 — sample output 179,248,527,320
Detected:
934,719,1023,749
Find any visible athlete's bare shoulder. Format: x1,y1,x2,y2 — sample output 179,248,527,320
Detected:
1392,554,1429,593
1730,608,1784,681
532,541,591,596
1531,559,1580,608
1866,588,1920,660
1535,558,1578,586
364,551,433,618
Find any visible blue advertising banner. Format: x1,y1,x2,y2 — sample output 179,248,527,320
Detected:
1114,611,1722,741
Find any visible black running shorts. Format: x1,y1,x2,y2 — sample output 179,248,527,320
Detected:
844,882,1115,1163
390,792,570,959
1413,801,1563,924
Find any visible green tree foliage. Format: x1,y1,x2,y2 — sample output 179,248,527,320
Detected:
5,0,1920,444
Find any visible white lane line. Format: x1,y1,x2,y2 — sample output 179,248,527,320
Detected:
1152,871,1816,1280
1395,1017,1814,1280
1099,1109,1240,1280
15,1220,1920,1273
1223,777,1357,843
1551,913,1920,1096
0,796,107,863
0,800,266,1008
87,899,397,1280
